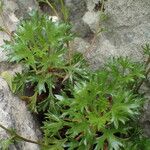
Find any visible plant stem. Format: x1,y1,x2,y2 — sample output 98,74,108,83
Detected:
0,11,13,39
0,123,48,148
134,58,150,93
60,0,68,22
85,0,106,56
45,0,59,18
145,56,150,69
100,0,105,12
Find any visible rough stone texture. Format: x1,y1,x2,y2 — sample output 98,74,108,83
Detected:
65,0,94,39
67,0,150,136
0,0,41,149
94,0,150,67
0,78,41,150
69,0,150,69
70,37,90,54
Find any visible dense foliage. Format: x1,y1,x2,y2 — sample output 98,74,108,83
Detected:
42,58,146,149
1,10,150,150
4,11,88,112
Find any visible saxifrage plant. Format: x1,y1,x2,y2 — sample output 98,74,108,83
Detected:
42,57,146,150
3,11,88,112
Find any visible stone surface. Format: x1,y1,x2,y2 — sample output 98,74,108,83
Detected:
0,0,41,149
65,0,93,39
0,78,41,150
68,0,150,69
70,37,90,54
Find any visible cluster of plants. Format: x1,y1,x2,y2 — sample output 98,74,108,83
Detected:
3,11,88,113
41,56,150,150
1,3,150,150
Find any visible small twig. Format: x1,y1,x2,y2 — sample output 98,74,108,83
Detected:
0,12,13,39
134,57,150,93
145,56,150,69
0,124,10,132
36,69,65,78
100,0,105,12
60,0,68,22
0,26,12,37
75,132,84,141
64,118,81,123
85,0,106,56
0,123,48,147
45,0,59,18
66,41,72,65
85,33,97,56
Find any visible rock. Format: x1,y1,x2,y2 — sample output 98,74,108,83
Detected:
67,0,150,68
65,0,94,39
82,11,100,33
0,78,41,150
94,0,150,65
70,37,90,54
65,0,87,21
0,0,41,149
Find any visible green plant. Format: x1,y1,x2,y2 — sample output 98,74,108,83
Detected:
1,47,150,149
3,11,88,112
1,5,150,149
42,57,146,149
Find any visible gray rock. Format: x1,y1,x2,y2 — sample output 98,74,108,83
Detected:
68,0,150,68
92,0,150,68
0,0,41,149
0,78,41,150
70,37,90,54
65,0,94,39
82,11,100,33
65,0,87,21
